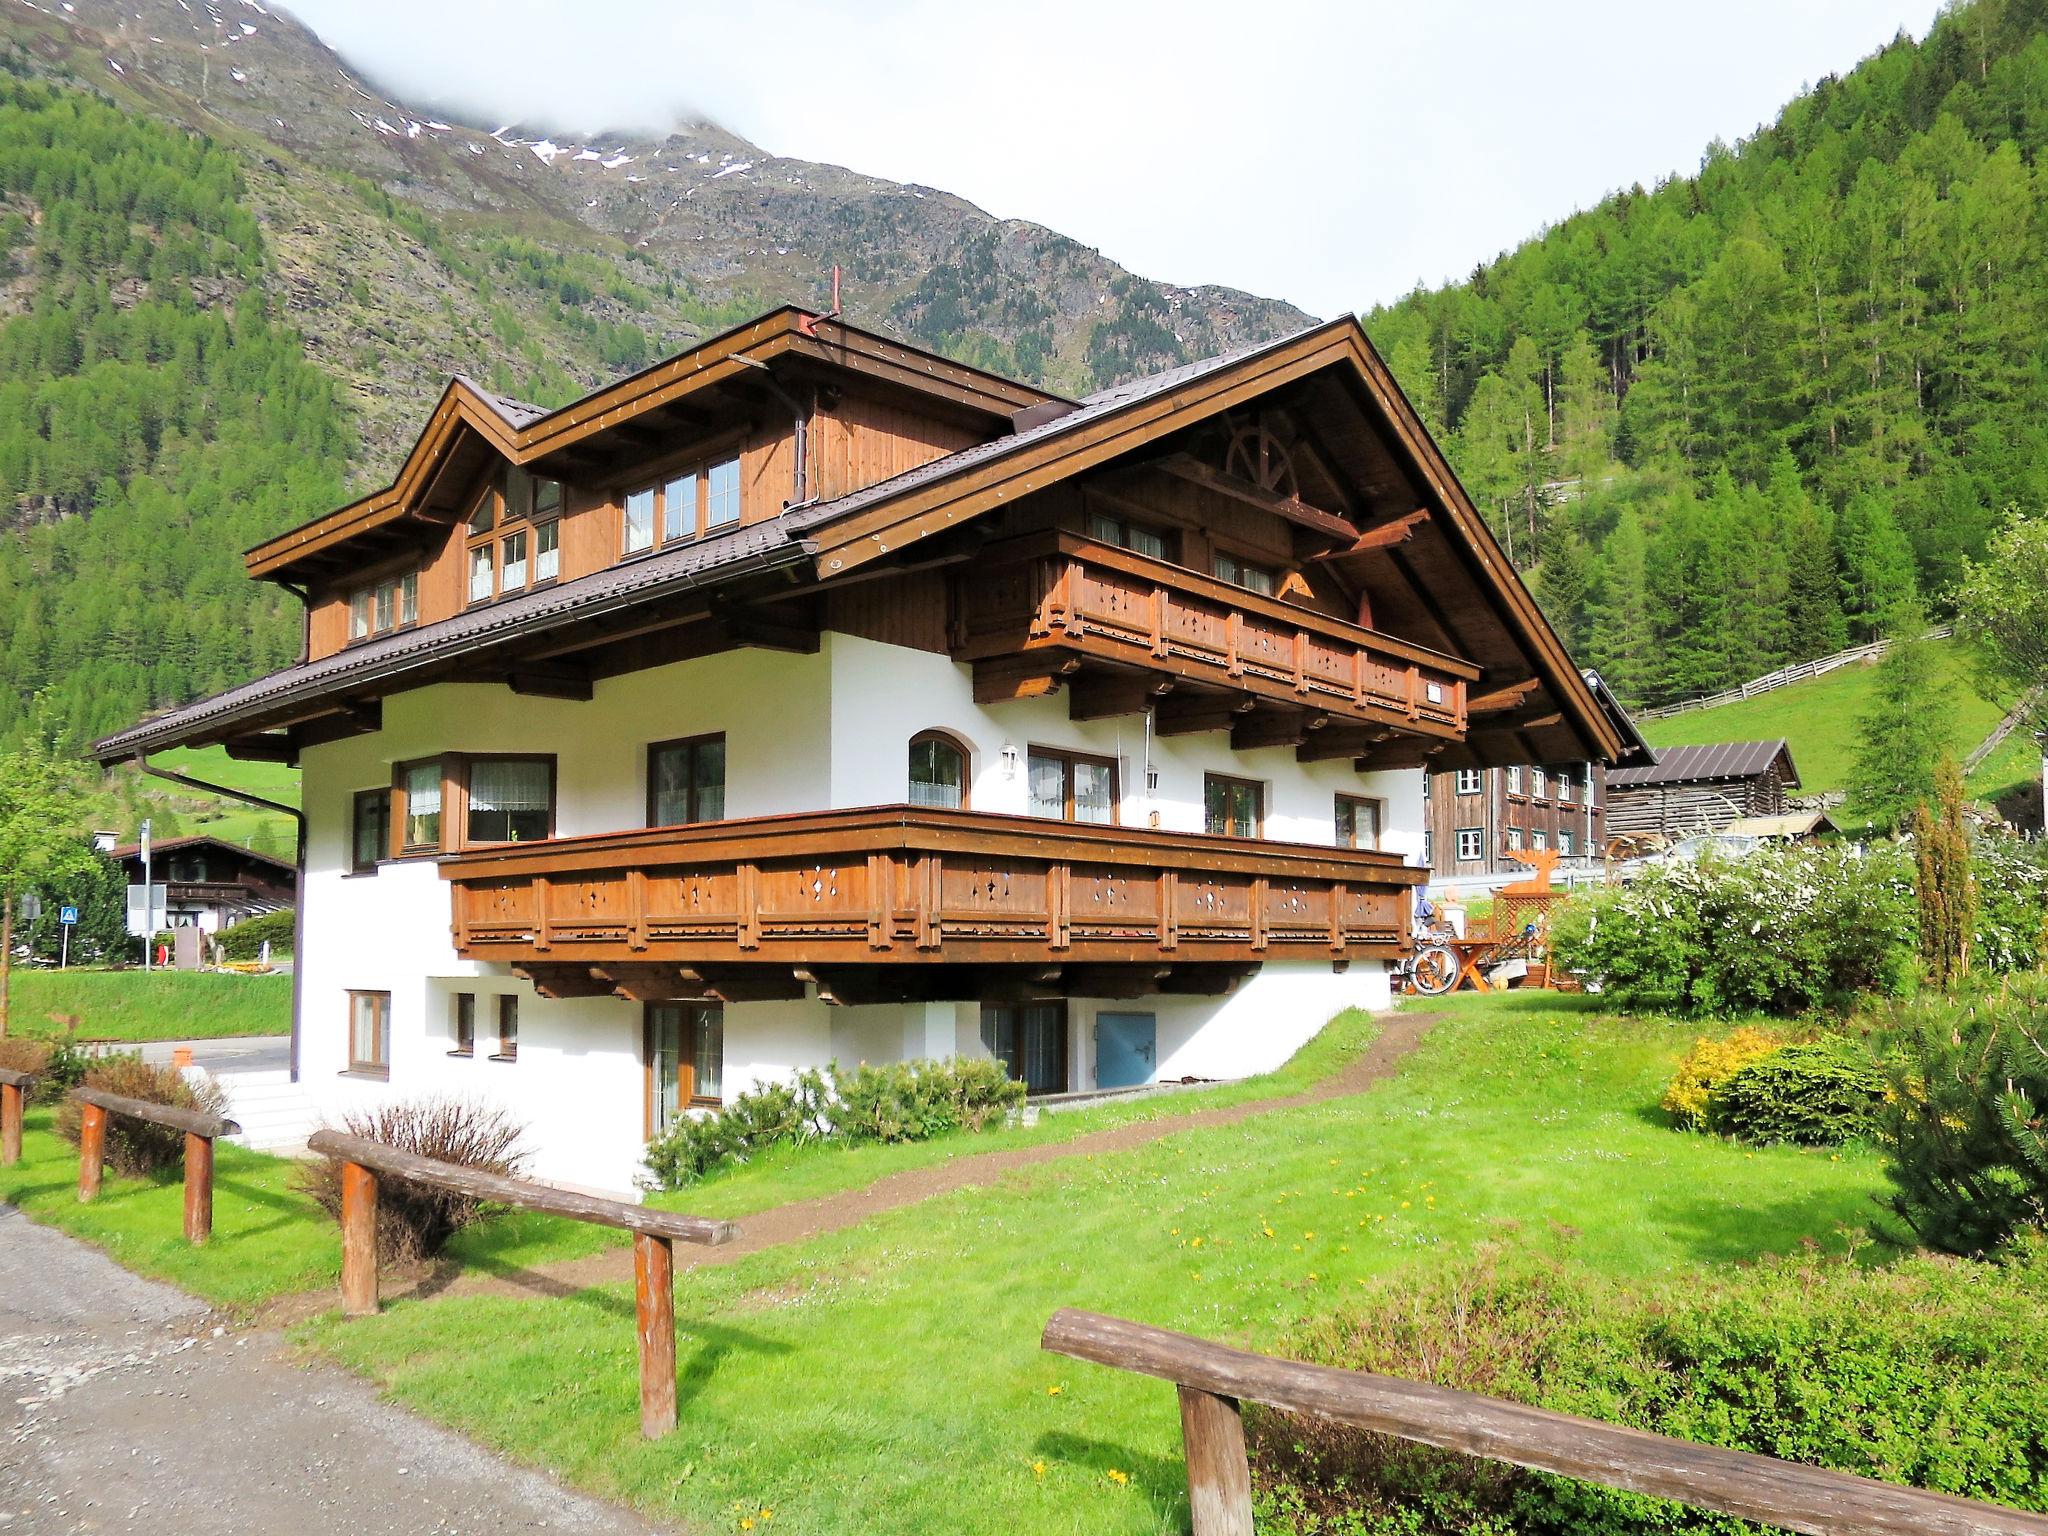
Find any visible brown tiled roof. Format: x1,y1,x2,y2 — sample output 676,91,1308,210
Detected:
92,519,813,761
1607,739,1797,789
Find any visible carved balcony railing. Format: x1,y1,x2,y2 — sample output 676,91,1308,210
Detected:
950,531,1476,738
441,806,1422,1001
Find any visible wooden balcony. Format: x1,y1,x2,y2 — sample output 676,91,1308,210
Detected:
951,532,1476,756
442,805,1422,1005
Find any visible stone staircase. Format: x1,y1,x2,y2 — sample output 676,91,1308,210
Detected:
214,1069,321,1154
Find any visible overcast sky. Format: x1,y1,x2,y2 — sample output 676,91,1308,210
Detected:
281,0,1935,319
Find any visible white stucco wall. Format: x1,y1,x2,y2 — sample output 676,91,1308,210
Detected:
292,635,1424,1194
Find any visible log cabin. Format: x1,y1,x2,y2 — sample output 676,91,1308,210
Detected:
1604,739,1802,845
94,307,1628,1194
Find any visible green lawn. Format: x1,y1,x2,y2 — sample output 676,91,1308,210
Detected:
11,969,291,1041
146,743,300,852
0,1106,338,1308
1641,636,2020,800
301,995,1886,1536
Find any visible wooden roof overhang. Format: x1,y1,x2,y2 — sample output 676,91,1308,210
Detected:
801,320,1627,769
245,308,1059,585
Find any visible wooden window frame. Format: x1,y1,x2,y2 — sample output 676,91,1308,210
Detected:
460,753,559,849
490,994,519,1062
1505,764,1524,796
1558,828,1575,858
643,1002,724,1135
392,756,453,857
1505,826,1525,852
1084,506,1176,565
1026,745,1120,825
349,788,389,875
1335,793,1384,851
346,990,390,1079
449,992,475,1058
1454,768,1484,795
390,753,558,857
344,568,419,645
1203,773,1265,839
1454,827,1484,862
622,448,743,559
908,729,973,811
979,1000,1069,1097
1530,766,1548,800
646,733,727,828
1212,545,1280,597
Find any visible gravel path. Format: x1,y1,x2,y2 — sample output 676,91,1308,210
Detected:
0,1206,665,1535
438,1008,1443,1301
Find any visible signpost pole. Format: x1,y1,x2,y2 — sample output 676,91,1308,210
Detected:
140,819,152,974
58,903,76,970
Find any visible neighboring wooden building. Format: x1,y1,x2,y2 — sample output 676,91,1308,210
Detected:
1604,740,1801,843
94,307,1628,1193
1424,667,1653,882
105,834,296,933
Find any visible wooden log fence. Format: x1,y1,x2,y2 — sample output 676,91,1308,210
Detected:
1041,1308,2048,1536
0,1065,36,1166
70,1086,240,1245
307,1129,738,1438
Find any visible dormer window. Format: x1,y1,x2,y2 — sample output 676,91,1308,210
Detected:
468,469,564,603
624,454,741,557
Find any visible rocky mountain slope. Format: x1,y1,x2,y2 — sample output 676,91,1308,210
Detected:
3,0,1312,484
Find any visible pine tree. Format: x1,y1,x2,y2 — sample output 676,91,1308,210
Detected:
1850,607,1947,830
1536,518,1592,651
1912,756,1975,987
1587,511,1655,703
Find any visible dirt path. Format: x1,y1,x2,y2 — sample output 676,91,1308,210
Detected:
435,1009,1442,1302
0,1206,665,1535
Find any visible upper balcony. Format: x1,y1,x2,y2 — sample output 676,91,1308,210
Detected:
948,532,1477,765
441,804,1422,1006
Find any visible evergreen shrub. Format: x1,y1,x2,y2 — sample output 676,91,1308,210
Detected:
1249,1246,2048,1535
1659,1027,1782,1129
216,909,295,960
1708,1041,1887,1145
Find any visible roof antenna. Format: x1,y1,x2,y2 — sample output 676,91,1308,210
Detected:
798,264,841,337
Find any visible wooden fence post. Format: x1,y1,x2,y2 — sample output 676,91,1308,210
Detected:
1177,1385,1254,1536
76,1101,105,1201
634,1230,677,1439
0,1079,23,1166
339,1160,379,1316
182,1131,214,1245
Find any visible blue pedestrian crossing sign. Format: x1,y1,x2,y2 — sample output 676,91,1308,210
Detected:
58,905,78,926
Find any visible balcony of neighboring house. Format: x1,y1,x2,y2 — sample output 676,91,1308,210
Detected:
440,804,1423,1006
948,531,1477,768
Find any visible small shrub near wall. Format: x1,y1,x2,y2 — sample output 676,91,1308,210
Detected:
299,1097,527,1264
54,1056,231,1176
1549,843,1916,1017
216,909,295,961
642,1057,1027,1189
1249,1246,2048,1536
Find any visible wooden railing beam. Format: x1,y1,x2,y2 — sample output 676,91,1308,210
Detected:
1042,1309,2048,1536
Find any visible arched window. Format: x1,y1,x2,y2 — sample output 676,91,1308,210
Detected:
908,731,970,810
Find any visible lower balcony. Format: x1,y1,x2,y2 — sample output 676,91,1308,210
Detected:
441,805,1422,1006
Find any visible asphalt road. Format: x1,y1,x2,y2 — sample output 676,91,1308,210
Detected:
0,1205,664,1535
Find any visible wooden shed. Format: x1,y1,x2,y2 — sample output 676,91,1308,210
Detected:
1603,740,1801,844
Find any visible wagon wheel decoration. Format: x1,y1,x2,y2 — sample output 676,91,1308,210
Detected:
1223,421,1299,501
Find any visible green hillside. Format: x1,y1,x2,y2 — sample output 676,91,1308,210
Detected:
1638,636,2034,809
1370,0,2048,710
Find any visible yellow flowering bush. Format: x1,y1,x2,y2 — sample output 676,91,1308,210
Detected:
1661,1027,1782,1129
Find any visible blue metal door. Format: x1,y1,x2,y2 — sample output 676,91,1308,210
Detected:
1094,1012,1157,1089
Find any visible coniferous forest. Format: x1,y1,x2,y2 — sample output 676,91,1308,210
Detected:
0,2,2046,749
0,71,347,748
1369,0,2048,708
